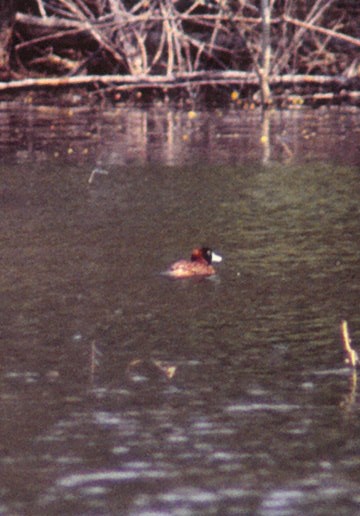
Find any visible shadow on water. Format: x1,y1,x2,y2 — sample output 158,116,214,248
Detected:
0,104,360,514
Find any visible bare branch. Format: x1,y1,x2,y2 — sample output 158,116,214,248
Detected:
284,15,360,49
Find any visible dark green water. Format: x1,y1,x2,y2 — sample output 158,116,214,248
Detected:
0,105,360,514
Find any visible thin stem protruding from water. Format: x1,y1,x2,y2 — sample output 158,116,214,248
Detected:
341,320,359,368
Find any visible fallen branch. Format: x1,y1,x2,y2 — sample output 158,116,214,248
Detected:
0,70,354,93
15,11,263,27
15,12,90,30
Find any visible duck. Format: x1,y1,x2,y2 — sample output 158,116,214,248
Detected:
164,247,222,278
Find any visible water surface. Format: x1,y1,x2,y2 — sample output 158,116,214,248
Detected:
0,105,360,514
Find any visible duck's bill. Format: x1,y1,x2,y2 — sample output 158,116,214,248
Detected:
211,251,222,263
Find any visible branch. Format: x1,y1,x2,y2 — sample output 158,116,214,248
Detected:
35,0,47,18
0,71,355,93
284,15,360,49
259,0,271,106
273,0,335,74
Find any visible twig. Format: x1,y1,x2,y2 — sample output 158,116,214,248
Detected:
341,320,359,368
90,341,102,382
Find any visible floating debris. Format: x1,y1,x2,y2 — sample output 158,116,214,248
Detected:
126,358,176,380
88,167,109,184
153,360,177,380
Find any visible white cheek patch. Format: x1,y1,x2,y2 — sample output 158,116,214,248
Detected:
211,251,222,263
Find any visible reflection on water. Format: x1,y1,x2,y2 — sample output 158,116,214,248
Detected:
0,105,360,514
0,104,359,167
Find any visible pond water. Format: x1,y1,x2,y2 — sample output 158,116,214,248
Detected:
0,104,360,515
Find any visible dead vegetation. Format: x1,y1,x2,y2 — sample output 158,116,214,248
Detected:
1,0,359,104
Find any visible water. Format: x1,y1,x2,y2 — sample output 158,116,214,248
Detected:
0,104,360,514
